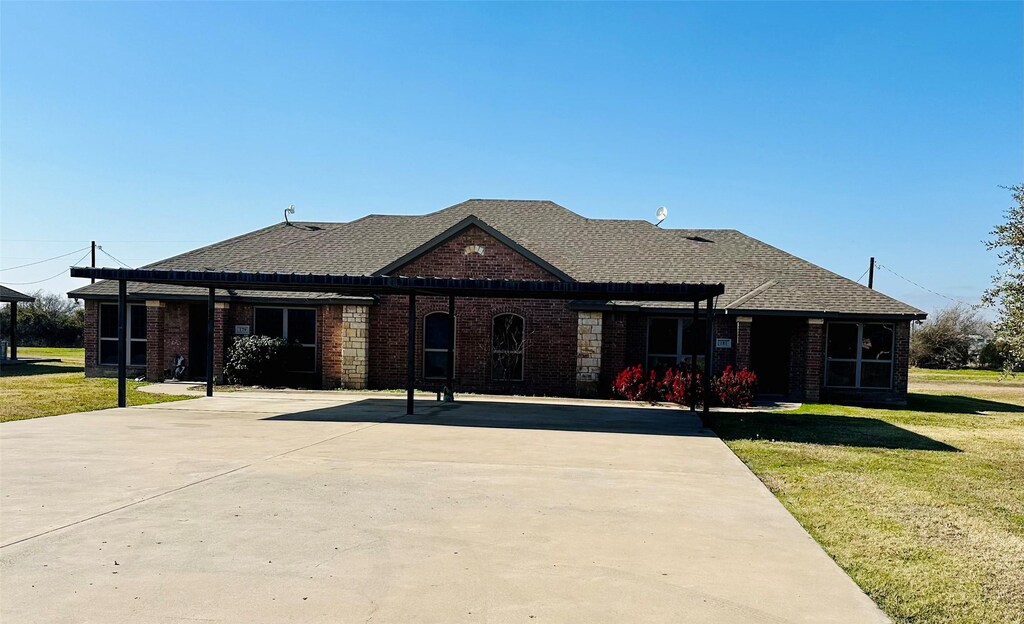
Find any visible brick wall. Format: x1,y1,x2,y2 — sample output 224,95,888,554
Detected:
145,301,165,381
368,226,577,395
735,317,752,370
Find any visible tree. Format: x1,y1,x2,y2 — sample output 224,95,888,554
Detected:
910,303,990,369
0,290,85,348
982,184,1024,374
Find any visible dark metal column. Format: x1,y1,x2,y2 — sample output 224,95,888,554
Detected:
9,302,18,361
445,294,455,401
407,293,416,415
702,298,715,419
206,287,215,397
690,300,699,412
117,280,127,408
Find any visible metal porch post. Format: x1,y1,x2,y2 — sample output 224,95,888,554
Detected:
9,302,17,361
702,298,715,419
117,280,127,408
407,293,416,415
445,294,455,401
690,300,699,412
206,287,215,397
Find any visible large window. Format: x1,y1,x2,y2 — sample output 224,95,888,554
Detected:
254,307,317,372
646,317,706,371
423,312,454,379
491,313,524,381
99,303,147,366
826,322,894,389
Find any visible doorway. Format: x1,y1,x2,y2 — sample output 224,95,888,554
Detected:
188,303,208,381
750,317,793,396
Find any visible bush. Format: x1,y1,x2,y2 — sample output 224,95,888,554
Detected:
712,365,758,407
223,335,288,386
612,364,757,408
612,364,659,402
660,368,704,407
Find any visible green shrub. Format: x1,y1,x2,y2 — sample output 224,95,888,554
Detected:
223,335,288,386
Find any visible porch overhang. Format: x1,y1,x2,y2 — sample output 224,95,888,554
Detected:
71,266,725,417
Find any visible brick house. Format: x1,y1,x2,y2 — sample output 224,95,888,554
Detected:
69,199,925,403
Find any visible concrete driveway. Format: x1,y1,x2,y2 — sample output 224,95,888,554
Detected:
0,393,888,623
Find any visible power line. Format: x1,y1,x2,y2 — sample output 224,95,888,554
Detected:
855,268,869,284
1,250,92,285
0,246,91,272
97,246,133,269
873,261,974,305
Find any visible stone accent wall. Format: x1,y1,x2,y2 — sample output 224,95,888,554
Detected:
576,311,602,397
340,305,369,389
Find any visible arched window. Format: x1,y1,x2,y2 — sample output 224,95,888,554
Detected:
491,313,524,381
423,312,454,379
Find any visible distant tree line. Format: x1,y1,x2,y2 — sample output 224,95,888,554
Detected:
910,303,1016,371
0,291,85,348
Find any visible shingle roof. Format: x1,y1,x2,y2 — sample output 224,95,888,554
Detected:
1,285,36,303
69,199,924,318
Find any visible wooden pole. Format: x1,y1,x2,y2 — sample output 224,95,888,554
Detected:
868,257,875,289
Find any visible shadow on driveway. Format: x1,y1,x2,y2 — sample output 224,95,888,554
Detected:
264,398,711,437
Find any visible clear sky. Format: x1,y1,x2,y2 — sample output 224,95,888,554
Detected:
1,1,1021,315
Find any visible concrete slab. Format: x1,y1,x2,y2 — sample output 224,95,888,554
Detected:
0,394,888,623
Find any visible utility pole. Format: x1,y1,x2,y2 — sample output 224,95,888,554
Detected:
91,241,96,284
868,257,875,289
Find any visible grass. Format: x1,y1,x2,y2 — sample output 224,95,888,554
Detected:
709,368,1024,624
0,347,194,423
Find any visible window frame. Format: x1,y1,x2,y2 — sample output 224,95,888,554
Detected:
99,303,147,367
645,316,706,370
423,311,456,380
824,321,894,389
490,313,525,382
253,306,318,373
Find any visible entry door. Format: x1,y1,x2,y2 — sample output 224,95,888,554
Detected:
750,317,792,396
188,303,208,380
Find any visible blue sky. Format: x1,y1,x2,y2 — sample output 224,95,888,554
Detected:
1,1,1021,315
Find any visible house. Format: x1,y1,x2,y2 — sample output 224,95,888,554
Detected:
69,199,925,403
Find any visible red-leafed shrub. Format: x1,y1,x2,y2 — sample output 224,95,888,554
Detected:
614,364,757,408
713,366,758,407
660,368,704,407
613,364,660,402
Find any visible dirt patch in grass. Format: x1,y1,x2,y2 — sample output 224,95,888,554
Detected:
710,372,1024,624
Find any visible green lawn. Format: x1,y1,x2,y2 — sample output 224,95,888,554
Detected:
709,369,1024,624
0,347,193,422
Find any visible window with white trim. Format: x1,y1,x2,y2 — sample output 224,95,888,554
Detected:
491,314,524,381
646,317,706,371
254,307,317,372
423,312,454,379
99,303,147,366
825,322,894,389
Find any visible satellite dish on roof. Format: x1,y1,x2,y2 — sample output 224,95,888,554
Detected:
655,206,668,227
284,204,296,225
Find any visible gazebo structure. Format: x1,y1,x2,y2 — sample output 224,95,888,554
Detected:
1,285,36,361
71,267,725,416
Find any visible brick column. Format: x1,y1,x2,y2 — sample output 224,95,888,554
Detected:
213,302,228,384
84,300,99,373
146,301,166,381
805,318,824,403
341,305,369,389
735,316,752,371
576,311,602,397
320,305,345,389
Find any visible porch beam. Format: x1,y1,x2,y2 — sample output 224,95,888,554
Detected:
9,302,17,361
117,280,127,408
206,287,215,397
446,294,455,400
407,293,416,415
703,297,715,419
